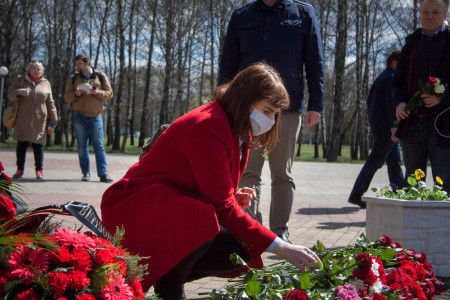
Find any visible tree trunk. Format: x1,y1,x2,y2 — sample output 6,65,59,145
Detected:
327,0,348,162
138,0,158,147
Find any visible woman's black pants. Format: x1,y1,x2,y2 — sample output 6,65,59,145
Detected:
16,141,43,171
153,227,253,300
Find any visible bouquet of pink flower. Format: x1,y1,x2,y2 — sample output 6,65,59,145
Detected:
394,76,445,126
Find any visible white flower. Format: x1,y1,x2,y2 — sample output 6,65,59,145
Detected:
369,279,384,294
371,259,380,276
352,279,366,291
434,83,445,94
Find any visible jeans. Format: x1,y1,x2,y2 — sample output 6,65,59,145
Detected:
239,112,302,236
349,131,404,202
16,141,43,171
401,117,450,194
73,112,108,176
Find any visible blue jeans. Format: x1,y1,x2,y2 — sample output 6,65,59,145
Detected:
73,112,108,176
349,131,404,201
401,116,450,194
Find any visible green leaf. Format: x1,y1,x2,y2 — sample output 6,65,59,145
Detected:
230,253,246,266
299,272,311,290
407,176,417,186
373,248,396,261
245,276,261,296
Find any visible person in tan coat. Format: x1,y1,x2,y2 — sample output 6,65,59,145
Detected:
8,61,58,180
64,53,114,183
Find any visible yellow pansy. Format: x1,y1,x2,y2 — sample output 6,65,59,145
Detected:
415,169,425,180
436,176,443,185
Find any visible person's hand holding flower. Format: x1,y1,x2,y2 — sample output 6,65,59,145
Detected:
394,76,445,126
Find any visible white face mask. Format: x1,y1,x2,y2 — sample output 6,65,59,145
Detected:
250,106,275,136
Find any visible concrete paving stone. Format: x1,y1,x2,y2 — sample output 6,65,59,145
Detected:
2,149,446,298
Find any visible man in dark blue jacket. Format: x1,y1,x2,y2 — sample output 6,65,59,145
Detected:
392,0,450,195
348,50,404,208
219,0,324,243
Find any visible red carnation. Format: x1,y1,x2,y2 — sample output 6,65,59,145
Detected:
13,288,39,300
67,270,90,290
379,235,392,247
283,289,309,300
130,279,145,299
420,281,435,299
429,77,438,85
399,261,418,281
395,251,408,261
75,294,96,300
0,193,16,222
390,242,402,248
414,252,427,264
51,247,72,263
48,272,70,296
71,247,93,272
0,161,4,172
368,293,386,300
430,278,444,293
422,262,434,278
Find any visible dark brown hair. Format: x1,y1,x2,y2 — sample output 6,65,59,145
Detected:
386,49,401,68
74,53,90,63
215,62,289,152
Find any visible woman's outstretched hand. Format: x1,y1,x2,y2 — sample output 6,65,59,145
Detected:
272,241,321,272
234,187,256,208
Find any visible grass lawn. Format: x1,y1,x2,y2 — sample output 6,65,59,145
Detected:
1,136,367,164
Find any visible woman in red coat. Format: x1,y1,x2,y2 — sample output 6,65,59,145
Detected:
101,63,320,299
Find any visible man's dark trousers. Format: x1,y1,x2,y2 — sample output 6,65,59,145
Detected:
349,131,404,203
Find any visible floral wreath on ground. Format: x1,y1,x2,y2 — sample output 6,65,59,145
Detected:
210,234,444,300
0,161,158,300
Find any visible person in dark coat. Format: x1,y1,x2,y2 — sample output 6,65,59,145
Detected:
101,63,321,299
219,0,325,244
392,0,450,194
348,50,405,208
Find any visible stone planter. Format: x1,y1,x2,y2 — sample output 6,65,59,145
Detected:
363,196,450,277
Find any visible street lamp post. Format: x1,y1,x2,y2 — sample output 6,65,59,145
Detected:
0,66,9,141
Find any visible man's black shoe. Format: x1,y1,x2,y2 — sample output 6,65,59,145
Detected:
81,174,90,181
100,174,113,183
348,198,366,209
278,234,292,244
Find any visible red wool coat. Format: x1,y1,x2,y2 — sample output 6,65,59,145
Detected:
101,101,276,290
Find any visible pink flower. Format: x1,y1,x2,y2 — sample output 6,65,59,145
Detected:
334,283,361,300
9,247,49,284
53,228,96,251
100,273,134,300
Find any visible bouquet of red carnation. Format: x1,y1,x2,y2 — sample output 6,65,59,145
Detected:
0,228,149,299
394,76,445,126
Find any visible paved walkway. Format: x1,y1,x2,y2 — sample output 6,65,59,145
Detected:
0,148,444,298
